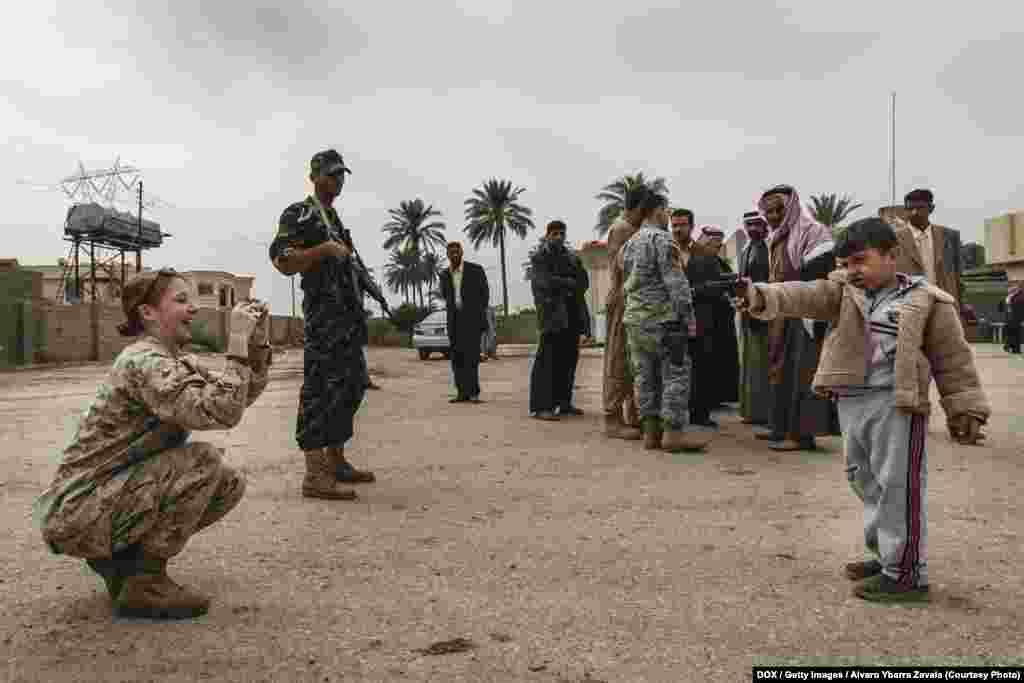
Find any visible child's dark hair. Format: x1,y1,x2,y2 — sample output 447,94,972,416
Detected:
670,207,694,224
835,218,898,258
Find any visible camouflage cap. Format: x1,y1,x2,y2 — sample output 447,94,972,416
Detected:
310,149,352,177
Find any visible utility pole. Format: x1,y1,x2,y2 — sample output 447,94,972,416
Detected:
137,181,143,272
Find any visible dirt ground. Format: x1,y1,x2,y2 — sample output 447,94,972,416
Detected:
1,345,1022,682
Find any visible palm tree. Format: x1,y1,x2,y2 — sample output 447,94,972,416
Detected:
383,247,423,305
463,178,536,317
594,172,669,236
418,251,443,306
382,199,447,255
808,193,863,228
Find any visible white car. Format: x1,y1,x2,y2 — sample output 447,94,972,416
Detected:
412,310,450,360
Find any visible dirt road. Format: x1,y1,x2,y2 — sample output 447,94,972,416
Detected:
1,346,1022,682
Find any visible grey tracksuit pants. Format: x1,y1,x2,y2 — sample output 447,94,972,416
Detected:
838,390,928,587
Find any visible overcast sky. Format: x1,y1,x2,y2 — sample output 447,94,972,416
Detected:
4,1,1023,315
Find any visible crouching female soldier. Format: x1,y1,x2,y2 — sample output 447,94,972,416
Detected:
33,269,272,619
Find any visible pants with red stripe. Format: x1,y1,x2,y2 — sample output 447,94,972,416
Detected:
839,390,928,587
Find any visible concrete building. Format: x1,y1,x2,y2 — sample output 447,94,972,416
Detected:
575,240,611,343
183,269,255,309
984,210,1024,283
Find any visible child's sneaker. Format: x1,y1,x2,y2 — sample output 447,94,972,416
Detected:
853,573,929,603
844,559,882,581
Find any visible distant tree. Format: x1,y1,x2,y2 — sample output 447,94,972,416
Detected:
382,199,447,255
463,178,536,317
383,247,423,305
594,172,669,236
418,251,443,305
808,193,863,228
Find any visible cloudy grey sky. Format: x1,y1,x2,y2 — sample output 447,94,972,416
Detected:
4,1,1023,315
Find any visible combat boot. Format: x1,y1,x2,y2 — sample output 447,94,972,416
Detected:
114,555,211,620
303,450,358,500
603,413,642,440
642,416,663,450
328,447,375,483
663,427,714,453
86,544,141,601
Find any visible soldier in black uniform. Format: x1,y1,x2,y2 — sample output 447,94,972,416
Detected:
270,149,390,501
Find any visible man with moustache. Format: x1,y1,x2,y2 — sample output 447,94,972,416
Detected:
439,241,490,404
891,189,965,311
672,210,723,428
271,149,388,500
757,184,836,451
697,224,741,408
737,211,772,426
529,220,590,419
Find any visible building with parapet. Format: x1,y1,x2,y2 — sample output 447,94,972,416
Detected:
984,210,1024,284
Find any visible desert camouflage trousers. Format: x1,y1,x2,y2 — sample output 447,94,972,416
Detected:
41,442,246,560
602,293,634,414
626,323,691,430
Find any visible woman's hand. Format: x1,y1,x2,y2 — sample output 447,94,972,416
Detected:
227,301,266,359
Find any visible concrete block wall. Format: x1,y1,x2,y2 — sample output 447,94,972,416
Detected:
35,303,94,363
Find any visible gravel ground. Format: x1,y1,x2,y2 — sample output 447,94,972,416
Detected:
1,345,1021,682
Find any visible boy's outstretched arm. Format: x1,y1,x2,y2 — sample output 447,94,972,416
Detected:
736,278,843,322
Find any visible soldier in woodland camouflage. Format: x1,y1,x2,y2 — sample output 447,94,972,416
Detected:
270,149,390,500
33,269,271,619
619,188,713,452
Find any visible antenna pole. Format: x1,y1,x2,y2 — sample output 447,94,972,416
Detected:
890,91,896,206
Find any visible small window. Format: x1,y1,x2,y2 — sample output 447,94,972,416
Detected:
198,282,214,296
219,287,228,307
230,288,235,307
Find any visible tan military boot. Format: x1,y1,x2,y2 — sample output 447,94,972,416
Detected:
663,428,714,453
114,557,210,620
302,450,358,500
642,416,663,450
603,413,642,440
624,398,641,428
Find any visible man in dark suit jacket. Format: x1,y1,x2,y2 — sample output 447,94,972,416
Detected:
892,188,964,311
439,241,489,403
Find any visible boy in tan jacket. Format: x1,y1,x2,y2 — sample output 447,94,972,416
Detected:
734,217,989,602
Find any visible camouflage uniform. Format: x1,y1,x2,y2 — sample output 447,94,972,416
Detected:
270,194,386,451
621,224,695,430
33,337,267,561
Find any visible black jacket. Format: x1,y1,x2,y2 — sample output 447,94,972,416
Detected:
530,240,589,335
440,262,489,346
686,246,723,342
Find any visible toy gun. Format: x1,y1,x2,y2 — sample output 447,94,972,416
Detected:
699,273,749,298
